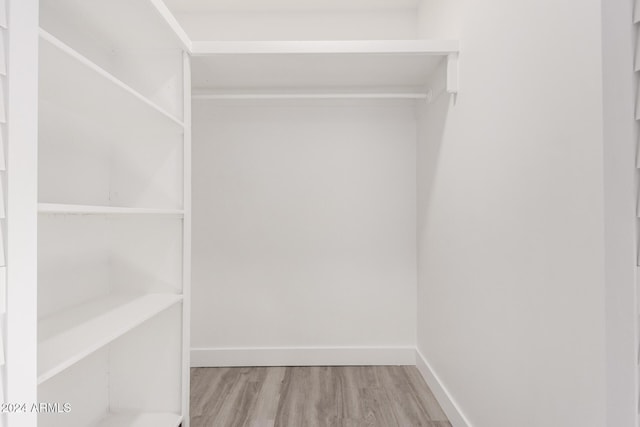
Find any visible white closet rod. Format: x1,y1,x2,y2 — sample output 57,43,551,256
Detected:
192,93,429,100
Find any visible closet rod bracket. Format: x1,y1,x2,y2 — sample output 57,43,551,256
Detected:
424,89,434,104
446,52,459,94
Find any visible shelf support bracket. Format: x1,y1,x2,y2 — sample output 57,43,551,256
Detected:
446,52,459,94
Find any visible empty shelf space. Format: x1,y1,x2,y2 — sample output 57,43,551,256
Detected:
38,204,184,217
191,39,459,97
39,29,184,134
38,294,182,384
96,412,182,427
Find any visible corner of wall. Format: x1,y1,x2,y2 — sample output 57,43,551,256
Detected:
416,0,462,39
415,349,472,427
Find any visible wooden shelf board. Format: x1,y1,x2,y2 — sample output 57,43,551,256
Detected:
96,412,182,427
38,294,182,384
39,29,184,134
38,203,184,217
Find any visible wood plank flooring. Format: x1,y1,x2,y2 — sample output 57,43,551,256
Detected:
190,366,452,427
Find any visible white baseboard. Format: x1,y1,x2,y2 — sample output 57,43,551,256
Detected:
415,349,472,427
191,346,416,367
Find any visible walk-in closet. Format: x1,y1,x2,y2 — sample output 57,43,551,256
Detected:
31,0,460,425
4,0,632,426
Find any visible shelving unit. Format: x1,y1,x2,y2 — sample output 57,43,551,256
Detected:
36,0,190,426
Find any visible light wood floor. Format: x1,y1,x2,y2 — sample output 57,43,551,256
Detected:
190,366,452,427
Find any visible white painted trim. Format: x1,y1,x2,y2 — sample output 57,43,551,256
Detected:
6,0,38,425
181,51,192,427
415,349,472,427
95,412,182,427
191,39,460,56
191,346,416,367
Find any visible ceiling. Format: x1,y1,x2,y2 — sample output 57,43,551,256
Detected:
162,0,421,13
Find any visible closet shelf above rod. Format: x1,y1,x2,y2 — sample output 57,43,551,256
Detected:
192,92,430,100
190,39,459,55
191,39,460,95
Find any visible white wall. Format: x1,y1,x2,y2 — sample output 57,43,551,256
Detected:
416,0,608,426
174,10,418,41
192,99,417,364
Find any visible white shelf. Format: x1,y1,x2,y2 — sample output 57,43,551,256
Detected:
191,39,459,55
38,294,182,384
39,29,184,134
96,412,182,427
191,39,460,96
193,92,430,100
38,204,184,217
